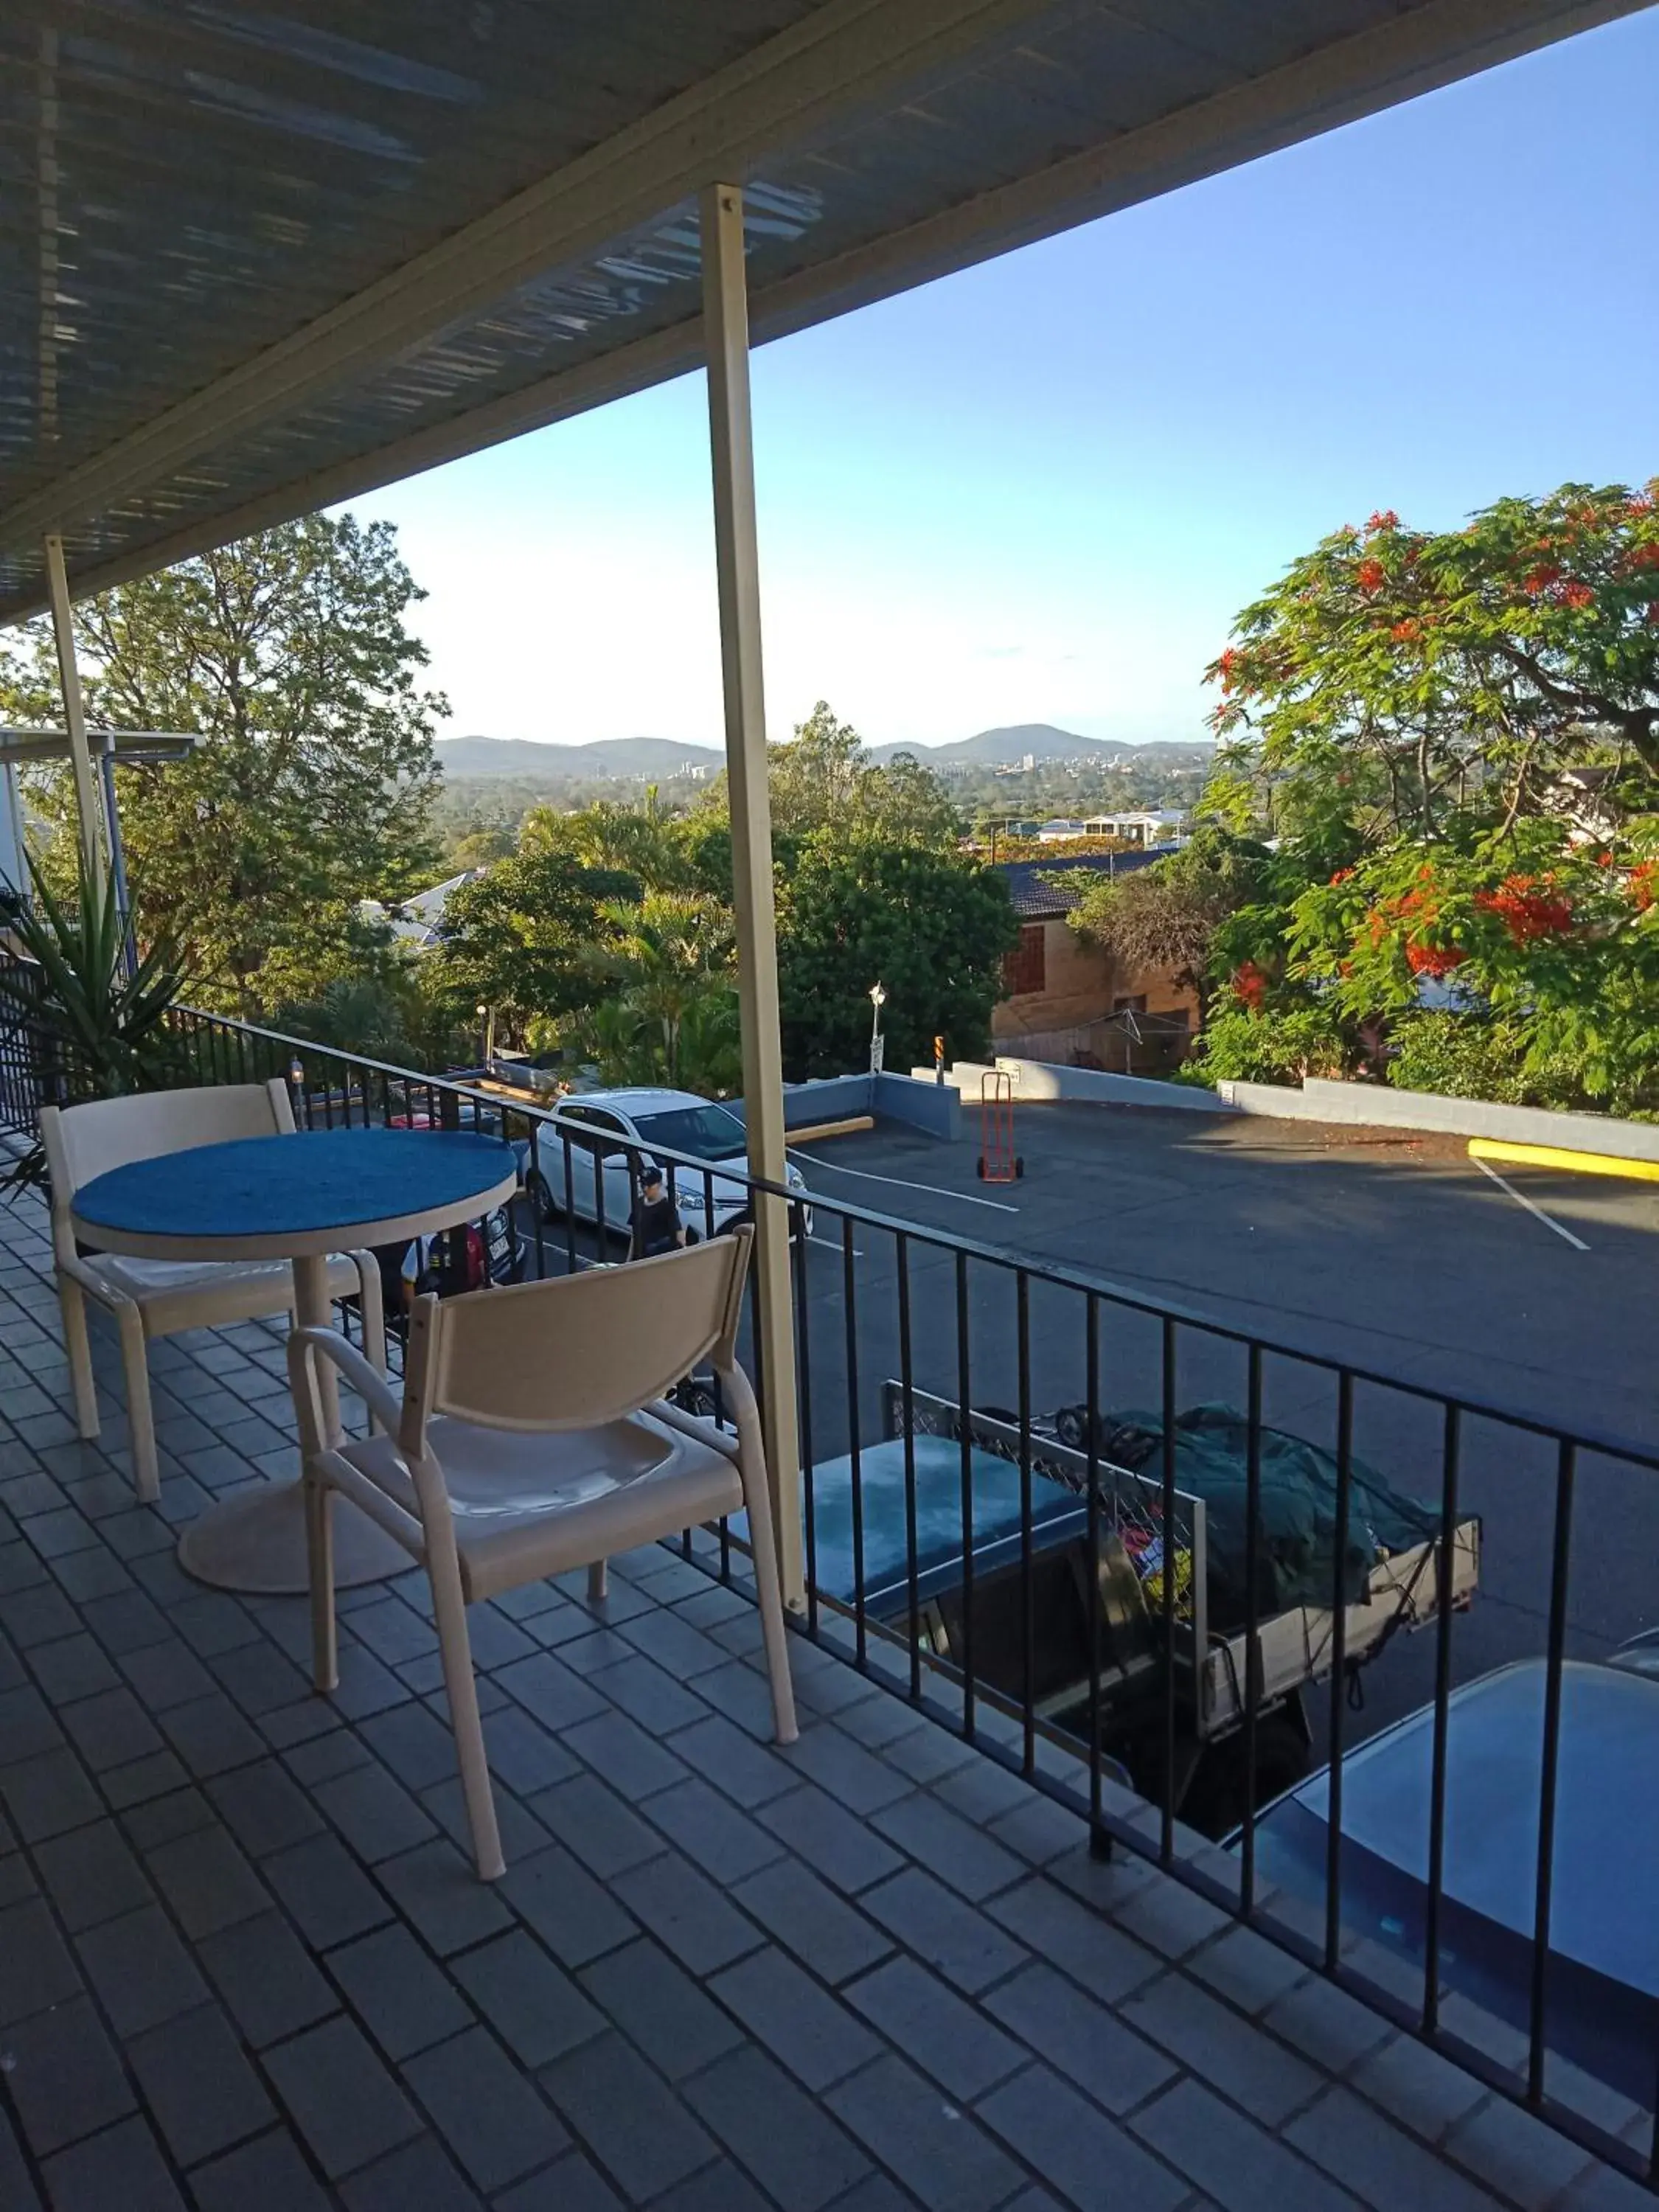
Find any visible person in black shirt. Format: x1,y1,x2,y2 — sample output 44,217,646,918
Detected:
630,1164,685,1260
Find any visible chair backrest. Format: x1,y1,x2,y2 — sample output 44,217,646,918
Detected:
41,1079,293,1260
401,1228,754,1447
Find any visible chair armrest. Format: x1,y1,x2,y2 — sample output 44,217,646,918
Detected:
287,1324,405,1448
58,1251,126,1306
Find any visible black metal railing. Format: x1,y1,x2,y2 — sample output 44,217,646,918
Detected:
13,986,1659,2181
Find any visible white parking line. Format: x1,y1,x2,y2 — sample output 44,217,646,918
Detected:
793,1152,1020,1214
807,1234,864,1256
1472,1154,1590,1251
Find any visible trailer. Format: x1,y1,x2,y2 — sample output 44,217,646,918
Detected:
801,1386,1481,1833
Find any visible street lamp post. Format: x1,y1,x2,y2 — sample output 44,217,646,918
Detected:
869,981,887,1075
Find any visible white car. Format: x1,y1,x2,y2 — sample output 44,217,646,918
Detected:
524,1087,812,1240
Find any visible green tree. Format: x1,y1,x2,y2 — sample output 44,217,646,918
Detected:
0,514,445,1014
1064,829,1273,1029
583,891,737,1088
696,700,961,848
775,835,1016,1079
428,850,640,1039
1205,482,1659,848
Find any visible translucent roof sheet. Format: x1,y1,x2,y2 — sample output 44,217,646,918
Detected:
0,1,1644,617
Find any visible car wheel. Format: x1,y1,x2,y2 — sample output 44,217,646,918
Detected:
524,1169,558,1220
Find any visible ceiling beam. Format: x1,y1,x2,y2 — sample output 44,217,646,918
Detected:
0,0,1644,621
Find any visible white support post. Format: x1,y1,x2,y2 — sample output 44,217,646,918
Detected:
42,534,106,889
700,180,804,1611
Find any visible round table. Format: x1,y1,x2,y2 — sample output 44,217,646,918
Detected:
72,1127,521,1595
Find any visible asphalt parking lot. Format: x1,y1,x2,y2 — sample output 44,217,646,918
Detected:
517,1099,1659,1728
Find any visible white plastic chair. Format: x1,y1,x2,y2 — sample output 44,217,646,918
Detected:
41,1080,385,1503
288,1228,797,1880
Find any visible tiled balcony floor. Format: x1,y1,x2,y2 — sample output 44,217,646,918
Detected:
0,1188,1643,2212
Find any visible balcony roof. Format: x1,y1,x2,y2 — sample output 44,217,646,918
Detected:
0,0,1645,622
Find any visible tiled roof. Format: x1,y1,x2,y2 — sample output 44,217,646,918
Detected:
997,845,1174,918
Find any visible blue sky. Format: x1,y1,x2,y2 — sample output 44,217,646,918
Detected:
354,9,1659,754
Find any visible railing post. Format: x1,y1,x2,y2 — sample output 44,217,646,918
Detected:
701,178,802,1610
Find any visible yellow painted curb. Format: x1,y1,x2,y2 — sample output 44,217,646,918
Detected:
1468,1138,1659,1183
786,1115,875,1144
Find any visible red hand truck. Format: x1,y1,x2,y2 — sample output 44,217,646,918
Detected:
977,1068,1024,1182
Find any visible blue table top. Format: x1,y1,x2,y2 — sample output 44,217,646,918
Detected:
74,1127,517,1245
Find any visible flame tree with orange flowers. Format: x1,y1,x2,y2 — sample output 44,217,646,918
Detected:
1185,481,1659,1113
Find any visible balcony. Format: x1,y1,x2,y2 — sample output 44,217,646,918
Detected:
0,1119,1645,2212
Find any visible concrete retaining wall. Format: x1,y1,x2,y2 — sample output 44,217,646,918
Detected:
1217,1077,1659,1161
917,1057,1234,1116
729,1072,961,1142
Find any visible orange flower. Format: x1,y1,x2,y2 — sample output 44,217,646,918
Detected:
1232,961,1267,1011
1366,509,1399,534
1524,564,1562,595
1390,620,1420,643
1560,580,1595,611
1476,874,1573,942
1356,559,1385,594
1405,943,1466,976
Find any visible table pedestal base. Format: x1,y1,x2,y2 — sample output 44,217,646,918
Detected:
178,1478,411,1596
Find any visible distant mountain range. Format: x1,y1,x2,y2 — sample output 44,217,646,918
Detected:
437,725,1210,781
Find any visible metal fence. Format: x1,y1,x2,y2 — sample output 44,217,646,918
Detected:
10,985,1658,2181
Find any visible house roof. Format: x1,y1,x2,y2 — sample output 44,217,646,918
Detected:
998,844,1172,917
1,0,1639,621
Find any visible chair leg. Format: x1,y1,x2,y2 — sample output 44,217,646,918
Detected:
587,1559,608,1603
735,1440,799,1746
428,1550,504,1880
304,1473,338,1693
115,1304,159,1504
60,1277,100,1442
352,1256,387,1376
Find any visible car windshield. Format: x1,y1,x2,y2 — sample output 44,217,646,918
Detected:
633,1102,747,1161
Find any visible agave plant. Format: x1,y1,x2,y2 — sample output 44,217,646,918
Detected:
0,855,187,1190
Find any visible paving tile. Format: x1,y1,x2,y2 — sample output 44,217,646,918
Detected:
493,2151,623,2211
827,2051,1021,2212
358,1702,458,1792
1260,1972,1397,2076
695,1657,787,1739
0,1744,101,1840
1188,1920,1312,2017
5,1992,136,2154
284,1725,373,1787
540,1625,637,1677
1444,2096,1597,2211
102,1746,194,1809
529,1771,665,1878
39,2115,185,2211
494,1650,609,1731
339,1594,439,1667
186,2128,333,2212
1130,2077,1361,2212
986,1959,1180,2115
0,1894,82,2026
207,1758,327,1857
171,1594,262,1658
541,2030,717,2202
1121,1970,1326,2128
314,1759,437,1863
869,1788,1026,1902
340,2133,485,2212
378,1835,512,1955
478,1702,580,1798
451,1927,603,2067
757,1782,906,1894
158,1691,266,1778
561,1708,692,1800
987,1875,1163,2004
265,1831,392,1950
77,1902,211,2037
1349,2034,1489,2146
612,1847,764,1975
1287,2084,1505,2212
669,1712,801,1808
209,1636,311,1717
860,1867,1028,1994
579,1935,747,2082
404,2025,570,2191
128,1999,276,2166
979,2065,1190,2212
649,2160,774,2212
730,1857,894,1986
585,1652,710,1736
196,1909,339,2048
79,1585,172,1653
712,1946,884,2092
0,1582,80,1647
327,1643,414,1722
265,2014,424,2181
145,1819,271,1938
773,1717,916,1815
327,1921,475,2061
34,1817,153,1932
420,1770,549,1865
501,1837,638,1968
117,1640,216,1719
26,1630,119,1705
641,1775,787,1884
846,1955,1025,2100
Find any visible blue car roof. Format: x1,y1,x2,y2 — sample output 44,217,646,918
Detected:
804,1436,1085,1610
1269,1659,1659,1999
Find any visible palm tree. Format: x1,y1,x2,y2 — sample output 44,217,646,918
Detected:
594,893,734,1088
